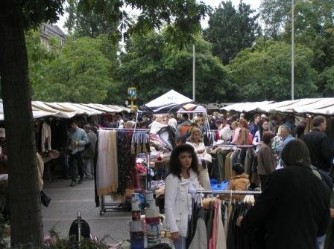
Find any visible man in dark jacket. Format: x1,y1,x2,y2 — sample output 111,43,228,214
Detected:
302,115,334,172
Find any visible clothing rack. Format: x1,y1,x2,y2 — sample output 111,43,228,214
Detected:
214,144,253,148
99,128,150,131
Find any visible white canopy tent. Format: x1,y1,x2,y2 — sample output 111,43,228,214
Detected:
141,89,194,113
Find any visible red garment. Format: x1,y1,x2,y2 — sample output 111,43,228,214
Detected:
208,199,218,249
135,163,147,175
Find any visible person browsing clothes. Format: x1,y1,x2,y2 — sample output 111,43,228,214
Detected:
165,144,202,249
186,127,211,190
67,120,89,187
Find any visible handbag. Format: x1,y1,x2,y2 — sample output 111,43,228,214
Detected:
40,190,51,207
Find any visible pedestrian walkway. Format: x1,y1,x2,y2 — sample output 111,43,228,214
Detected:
42,178,131,245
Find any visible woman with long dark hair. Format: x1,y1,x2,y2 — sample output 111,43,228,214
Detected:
165,144,201,249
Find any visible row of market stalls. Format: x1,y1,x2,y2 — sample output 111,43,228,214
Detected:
2,91,334,120
220,98,334,116
0,100,132,121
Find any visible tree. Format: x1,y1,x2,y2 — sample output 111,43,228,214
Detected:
227,38,318,101
37,36,118,103
0,1,64,247
260,0,291,39
204,1,261,65
26,30,61,100
317,66,334,96
0,0,208,247
118,31,232,103
65,0,119,37
260,0,334,74
261,0,334,97
65,0,209,45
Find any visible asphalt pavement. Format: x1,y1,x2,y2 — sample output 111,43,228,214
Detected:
42,177,132,246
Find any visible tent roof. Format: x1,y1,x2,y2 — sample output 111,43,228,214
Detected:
142,89,193,113
221,101,274,113
0,100,131,121
82,103,130,113
177,103,207,113
220,98,334,115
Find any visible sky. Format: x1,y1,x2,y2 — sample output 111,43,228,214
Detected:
202,0,261,10
56,0,262,33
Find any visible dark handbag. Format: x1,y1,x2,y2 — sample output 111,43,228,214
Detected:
201,159,207,169
41,190,51,207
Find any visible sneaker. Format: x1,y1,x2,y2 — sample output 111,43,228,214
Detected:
70,181,76,187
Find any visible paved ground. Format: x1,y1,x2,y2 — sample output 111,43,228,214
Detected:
42,177,132,246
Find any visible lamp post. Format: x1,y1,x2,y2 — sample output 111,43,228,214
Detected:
192,44,195,101
291,0,295,100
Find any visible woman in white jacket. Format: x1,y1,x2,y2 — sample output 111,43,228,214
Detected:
165,144,202,249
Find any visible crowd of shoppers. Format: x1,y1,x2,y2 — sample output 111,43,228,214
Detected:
161,112,334,249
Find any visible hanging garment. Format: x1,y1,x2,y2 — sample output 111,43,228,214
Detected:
206,201,214,242
216,200,227,249
188,206,208,249
208,199,219,249
117,130,136,194
41,121,52,152
131,130,150,154
96,129,118,195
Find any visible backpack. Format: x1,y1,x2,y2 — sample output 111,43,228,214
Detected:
69,218,92,241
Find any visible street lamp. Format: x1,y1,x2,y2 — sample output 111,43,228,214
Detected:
291,0,295,100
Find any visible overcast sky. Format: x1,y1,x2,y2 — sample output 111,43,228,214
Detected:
202,0,261,10
56,0,262,33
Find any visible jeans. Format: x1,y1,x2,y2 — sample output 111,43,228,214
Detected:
83,157,94,177
69,152,84,182
316,235,326,249
173,237,186,249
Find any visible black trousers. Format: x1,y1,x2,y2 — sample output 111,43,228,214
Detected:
69,152,84,182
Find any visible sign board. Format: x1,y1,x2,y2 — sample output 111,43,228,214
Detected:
128,87,137,100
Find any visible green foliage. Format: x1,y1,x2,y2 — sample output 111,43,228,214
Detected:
260,0,291,39
65,0,209,46
317,66,334,96
228,38,318,101
22,0,64,29
204,1,261,64
260,0,334,97
26,29,61,100
118,31,232,103
65,0,121,38
35,36,118,103
42,228,109,249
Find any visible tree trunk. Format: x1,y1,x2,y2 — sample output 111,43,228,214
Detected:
0,1,43,247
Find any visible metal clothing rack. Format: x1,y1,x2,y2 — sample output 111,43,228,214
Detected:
197,189,261,195
196,189,262,205
211,144,254,148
